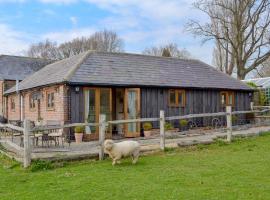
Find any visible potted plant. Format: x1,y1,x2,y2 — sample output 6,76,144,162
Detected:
74,126,85,143
165,122,174,131
232,115,238,126
179,119,188,131
36,117,43,126
143,122,153,137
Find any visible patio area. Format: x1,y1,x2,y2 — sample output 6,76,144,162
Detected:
1,124,270,163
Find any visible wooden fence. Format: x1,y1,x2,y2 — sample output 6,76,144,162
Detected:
1,104,270,168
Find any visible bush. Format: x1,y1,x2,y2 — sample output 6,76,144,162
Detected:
74,126,85,133
246,81,267,106
232,115,238,124
30,160,54,172
143,122,152,131
165,122,174,131
180,119,188,127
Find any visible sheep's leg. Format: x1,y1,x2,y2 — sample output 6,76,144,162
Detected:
116,160,121,164
112,159,117,166
112,155,122,166
132,150,140,164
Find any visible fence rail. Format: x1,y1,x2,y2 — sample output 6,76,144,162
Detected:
1,103,270,168
0,123,24,132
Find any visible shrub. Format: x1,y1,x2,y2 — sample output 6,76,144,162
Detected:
180,119,188,127
232,115,238,123
30,160,54,172
74,126,85,133
143,122,152,131
165,122,174,131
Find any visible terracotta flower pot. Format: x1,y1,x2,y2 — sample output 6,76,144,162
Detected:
144,130,152,137
75,133,83,143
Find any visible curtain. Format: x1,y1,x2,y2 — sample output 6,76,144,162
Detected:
128,91,137,132
84,90,91,134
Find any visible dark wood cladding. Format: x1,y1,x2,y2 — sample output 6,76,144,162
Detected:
70,87,84,123
140,88,251,127
70,86,252,126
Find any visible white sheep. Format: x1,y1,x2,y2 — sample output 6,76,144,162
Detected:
104,139,140,165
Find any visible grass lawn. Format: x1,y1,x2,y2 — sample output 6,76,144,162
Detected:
1,134,270,200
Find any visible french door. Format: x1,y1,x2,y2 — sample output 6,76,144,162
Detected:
84,88,112,135
124,88,141,137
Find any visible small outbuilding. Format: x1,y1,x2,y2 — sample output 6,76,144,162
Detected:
243,77,270,105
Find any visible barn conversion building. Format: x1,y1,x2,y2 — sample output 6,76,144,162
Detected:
0,55,52,122
4,51,253,140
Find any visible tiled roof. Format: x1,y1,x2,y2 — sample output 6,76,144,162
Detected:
5,51,251,94
0,55,52,81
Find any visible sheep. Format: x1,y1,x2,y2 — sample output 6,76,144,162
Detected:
104,139,140,165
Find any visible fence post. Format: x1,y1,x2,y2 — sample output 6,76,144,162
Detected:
160,110,165,151
23,119,31,168
99,114,106,160
250,102,254,111
226,106,232,142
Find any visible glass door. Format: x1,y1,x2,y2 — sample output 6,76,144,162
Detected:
84,88,112,135
85,89,97,134
124,88,140,137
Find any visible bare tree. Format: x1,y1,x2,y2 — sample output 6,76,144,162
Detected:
254,58,270,77
89,30,124,52
187,0,270,80
143,43,191,58
27,39,61,60
27,30,124,60
212,40,235,74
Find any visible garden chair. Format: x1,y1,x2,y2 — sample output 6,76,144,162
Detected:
48,128,64,147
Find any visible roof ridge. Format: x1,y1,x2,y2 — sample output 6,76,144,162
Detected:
63,50,93,82
0,54,52,61
91,51,198,62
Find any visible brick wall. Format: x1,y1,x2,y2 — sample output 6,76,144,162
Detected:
7,93,20,121
6,84,69,125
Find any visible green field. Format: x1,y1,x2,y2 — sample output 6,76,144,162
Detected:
1,134,270,200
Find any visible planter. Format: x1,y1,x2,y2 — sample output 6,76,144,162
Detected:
75,133,83,143
36,120,43,126
144,130,152,137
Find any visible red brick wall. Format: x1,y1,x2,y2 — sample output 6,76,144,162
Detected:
7,93,20,121
6,84,69,125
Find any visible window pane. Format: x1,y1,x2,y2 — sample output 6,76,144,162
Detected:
100,89,111,121
169,91,176,105
128,90,137,132
86,89,96,133
221,93,226,105
228,93,233,105
178,91,183,106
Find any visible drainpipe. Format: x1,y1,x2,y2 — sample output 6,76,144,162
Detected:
16,80,24,122
20,95,24,122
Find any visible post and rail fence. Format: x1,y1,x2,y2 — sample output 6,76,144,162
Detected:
1,103,270,168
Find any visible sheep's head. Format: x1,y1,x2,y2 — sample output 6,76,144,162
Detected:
104,139,114,151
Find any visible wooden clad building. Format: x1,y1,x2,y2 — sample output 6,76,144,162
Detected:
5,51,253,140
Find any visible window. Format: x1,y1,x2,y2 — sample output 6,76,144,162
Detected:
169,89,186,107
220,91,235,106
47,92,55,109
29,95,36,110
11,98,15,111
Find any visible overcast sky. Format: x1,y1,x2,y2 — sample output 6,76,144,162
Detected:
0,0,214,64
